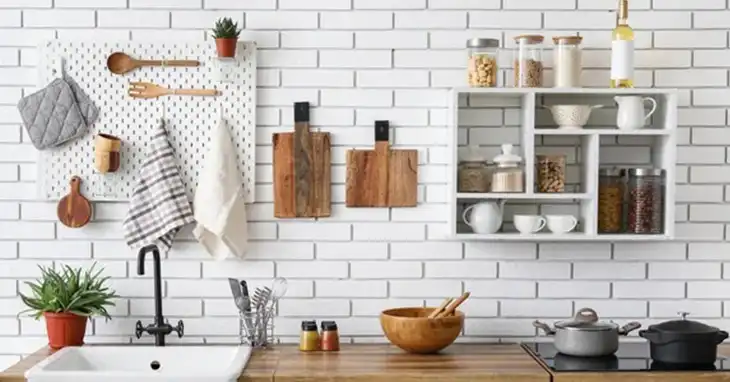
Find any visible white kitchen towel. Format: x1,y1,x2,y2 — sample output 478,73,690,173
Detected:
123,119,194,254
193,116,248,260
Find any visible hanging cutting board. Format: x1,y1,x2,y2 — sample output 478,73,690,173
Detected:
56,176,92,228
273,102,331,218
346,121,418,207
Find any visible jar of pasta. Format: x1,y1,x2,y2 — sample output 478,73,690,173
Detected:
536,155,566,193
598,168,625,233
467,38,499,87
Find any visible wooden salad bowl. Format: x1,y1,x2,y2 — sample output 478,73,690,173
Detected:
380,307,464,354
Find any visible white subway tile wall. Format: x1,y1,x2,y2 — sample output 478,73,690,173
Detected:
0,1,728,364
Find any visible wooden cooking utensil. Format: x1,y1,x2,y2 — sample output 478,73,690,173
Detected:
107,52,199,75
346,121,418,207
428,298,454,319
128,82,218,99
436,292,471,318
273,102,331,218
56,176,92,228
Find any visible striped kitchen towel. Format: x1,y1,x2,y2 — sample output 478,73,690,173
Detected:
123,119,194,254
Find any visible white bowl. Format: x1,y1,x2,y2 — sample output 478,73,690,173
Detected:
546,105,603,130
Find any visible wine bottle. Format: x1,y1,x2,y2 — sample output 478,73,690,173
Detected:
610,0,634,88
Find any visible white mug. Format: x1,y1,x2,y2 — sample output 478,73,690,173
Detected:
514,215,546,234
546,215,578,234
615,96,657,130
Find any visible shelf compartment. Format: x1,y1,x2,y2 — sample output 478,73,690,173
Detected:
453,233,671,242
535,129,672,136
457,192,591,200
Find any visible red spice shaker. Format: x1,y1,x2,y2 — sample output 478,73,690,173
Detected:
320,321,340,351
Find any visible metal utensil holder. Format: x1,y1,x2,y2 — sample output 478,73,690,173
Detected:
239,307,275,348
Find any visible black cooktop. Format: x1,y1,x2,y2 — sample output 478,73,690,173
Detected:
523,342,730,372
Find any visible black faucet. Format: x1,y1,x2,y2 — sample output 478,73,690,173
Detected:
134,244,183,346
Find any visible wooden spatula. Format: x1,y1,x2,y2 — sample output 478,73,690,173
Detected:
56,176,92,228
128,82,218,99
436,292,471,318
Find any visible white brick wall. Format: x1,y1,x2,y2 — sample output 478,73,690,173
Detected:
0,1,729,359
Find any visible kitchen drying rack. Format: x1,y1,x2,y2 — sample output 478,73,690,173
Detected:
36,40,257,202
448,87,677,242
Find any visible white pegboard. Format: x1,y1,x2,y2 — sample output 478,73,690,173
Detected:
37,41,256,203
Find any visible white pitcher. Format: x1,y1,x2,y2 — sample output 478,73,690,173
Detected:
462,201,505,234
615,96,657,130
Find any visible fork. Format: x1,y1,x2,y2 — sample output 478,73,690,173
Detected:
128,81,218,99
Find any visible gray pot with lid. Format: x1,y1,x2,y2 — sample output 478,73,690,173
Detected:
533,308,641,357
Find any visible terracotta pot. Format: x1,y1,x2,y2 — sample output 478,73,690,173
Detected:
44,312,87,349
215,38,238,58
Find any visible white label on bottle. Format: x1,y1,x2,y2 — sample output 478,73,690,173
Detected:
611,40,634,80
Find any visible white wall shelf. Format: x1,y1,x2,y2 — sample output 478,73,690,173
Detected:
448,87,678,242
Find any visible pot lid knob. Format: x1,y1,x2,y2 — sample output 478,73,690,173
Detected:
677,311,690,320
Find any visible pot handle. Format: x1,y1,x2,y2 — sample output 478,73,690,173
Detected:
716,330,729,344
533,320,555,336
618,321,642,336
639,329,666,344
574,307,599,323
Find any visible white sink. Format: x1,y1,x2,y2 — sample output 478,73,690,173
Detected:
26,345,252,382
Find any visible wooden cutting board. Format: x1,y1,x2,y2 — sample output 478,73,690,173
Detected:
56,176,92,228
346,121,418,207
273,102,331,218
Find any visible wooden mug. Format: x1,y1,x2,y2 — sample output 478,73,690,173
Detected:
95,133,121,173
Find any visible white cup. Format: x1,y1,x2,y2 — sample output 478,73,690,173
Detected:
514,215,546,234
546,215,578,234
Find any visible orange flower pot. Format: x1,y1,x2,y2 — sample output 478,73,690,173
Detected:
44,312,87,349
215,38,238,58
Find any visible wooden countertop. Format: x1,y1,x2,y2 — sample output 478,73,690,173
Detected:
1,344,549,382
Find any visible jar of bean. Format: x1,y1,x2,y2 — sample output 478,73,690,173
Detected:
514,34,544,88
467,38,499,88
598,168,625,233
627,168,665,234
536,155,566,193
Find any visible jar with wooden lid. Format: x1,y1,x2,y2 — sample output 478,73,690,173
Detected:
491,144,524,193
553,35,583,88
458,146,491,193
513,34,544,88
598,168,625,233
467,38,499,88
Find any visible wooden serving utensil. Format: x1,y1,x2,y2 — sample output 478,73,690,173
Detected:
107,52,199,75
428,298,454,319
436,292,471,318
128,82,218,99
56,176,92,228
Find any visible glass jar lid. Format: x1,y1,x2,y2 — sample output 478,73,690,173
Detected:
467,38,499,48
493,144,522,168
599,168,624,177
514,34,544,44
552,35,583,45
628,168,665,177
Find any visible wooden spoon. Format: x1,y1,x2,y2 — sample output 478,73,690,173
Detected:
107,52,200,75
436,292,470,318
428,298,453,319
56,176,92,228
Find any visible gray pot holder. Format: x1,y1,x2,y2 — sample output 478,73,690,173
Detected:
17,76,99,150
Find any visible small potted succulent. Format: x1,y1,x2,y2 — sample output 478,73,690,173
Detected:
19,264,118,349
212,17,242,58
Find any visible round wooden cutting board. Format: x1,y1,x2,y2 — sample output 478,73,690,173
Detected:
56,176,92,228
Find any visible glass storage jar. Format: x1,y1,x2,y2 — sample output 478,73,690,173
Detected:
536,154,566,193
598,168,625,233
553,35,583,88
458,146,491,193
467,38,499,88
513,34,544,88
627,168,665,234
491,144,524,193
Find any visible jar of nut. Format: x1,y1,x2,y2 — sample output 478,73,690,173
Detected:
598,168,625,233
514,34,544,88
491,144,524,193
627,168,665,234
467,38,499,88
536,155,566,193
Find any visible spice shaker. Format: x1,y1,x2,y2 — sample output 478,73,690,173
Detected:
467,38,499,88
553,35,583,88
320,321,340,351
491,144,524,193
299,320,320,352
458,146,491,193
513,35,544,88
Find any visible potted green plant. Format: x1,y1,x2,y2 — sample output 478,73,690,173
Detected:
19,264,118,349
212,17,242,58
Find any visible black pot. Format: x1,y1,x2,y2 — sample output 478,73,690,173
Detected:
639,313,728,365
